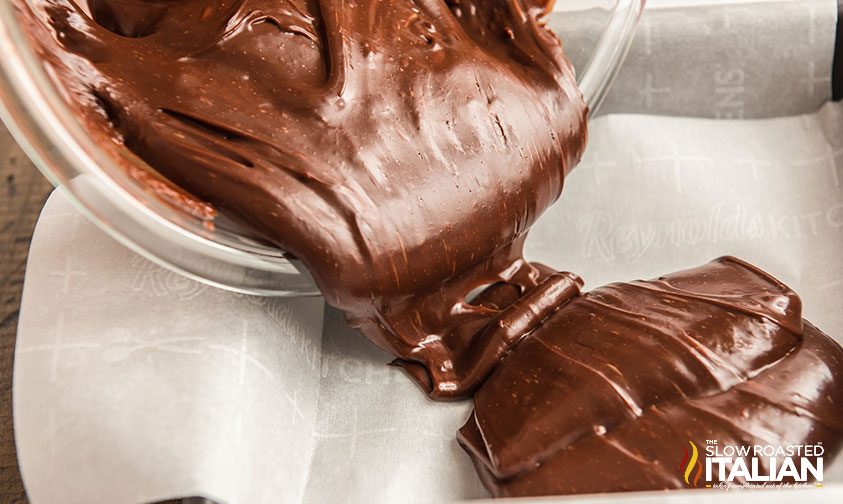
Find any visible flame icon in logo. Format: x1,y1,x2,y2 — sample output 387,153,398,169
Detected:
679,441,703,487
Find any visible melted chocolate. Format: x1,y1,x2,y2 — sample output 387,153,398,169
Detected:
459,257,843,497
16,1,843,499
19,0,586,399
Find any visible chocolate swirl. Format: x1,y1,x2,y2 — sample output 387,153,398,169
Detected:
459,257,843,496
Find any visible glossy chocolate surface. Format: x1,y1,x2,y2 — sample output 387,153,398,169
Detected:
20,0,586,399
17,2,843,499
459,257,843,496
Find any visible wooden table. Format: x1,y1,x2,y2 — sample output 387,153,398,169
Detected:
0,123,52,503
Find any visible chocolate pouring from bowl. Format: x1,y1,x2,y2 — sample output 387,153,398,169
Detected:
0,0,643,296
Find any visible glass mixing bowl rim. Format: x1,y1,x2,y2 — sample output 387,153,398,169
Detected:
0,0,644,296
0,2,295,262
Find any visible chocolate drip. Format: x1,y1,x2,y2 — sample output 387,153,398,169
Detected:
459,257,843,497
20,0,586,399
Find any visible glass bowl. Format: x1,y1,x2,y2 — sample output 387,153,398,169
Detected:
0,0,644,297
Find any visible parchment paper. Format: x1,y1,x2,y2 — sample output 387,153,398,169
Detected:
13,190,327,504
15,101,843,504
13,1,843,503
555,0,838,118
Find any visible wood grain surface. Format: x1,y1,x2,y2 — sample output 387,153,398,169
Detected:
1,123,53,503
